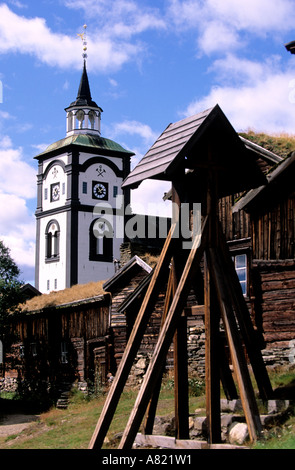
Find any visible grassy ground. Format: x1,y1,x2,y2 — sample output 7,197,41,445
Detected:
0,369,294,450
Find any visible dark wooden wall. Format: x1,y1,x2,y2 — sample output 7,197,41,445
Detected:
5,296,111,388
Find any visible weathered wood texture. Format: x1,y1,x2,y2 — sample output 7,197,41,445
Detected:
252,260,295,347
7,295,111,386
251,196,295,260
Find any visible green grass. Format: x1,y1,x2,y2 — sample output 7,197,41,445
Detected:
1,369,295,450
0,382,206,449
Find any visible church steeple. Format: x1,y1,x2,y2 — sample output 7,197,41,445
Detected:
65,27,102,136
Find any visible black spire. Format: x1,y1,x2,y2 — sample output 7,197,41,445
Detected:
68,60,99,108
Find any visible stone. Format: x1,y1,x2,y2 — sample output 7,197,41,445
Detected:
135,358,147,370
193,416,207,432
268,399,290,414
229,422,249,445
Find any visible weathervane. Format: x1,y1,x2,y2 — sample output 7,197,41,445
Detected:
77,24,88,61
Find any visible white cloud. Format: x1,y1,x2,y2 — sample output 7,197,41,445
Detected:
0,139,36,199
0,136,36,277
167,0,295,55
130,179,172,217
0,4,144,72
184,67,295,134
64,0,166,38
111,120,158,145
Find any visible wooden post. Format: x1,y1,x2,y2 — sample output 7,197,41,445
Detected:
117,217,208,449
209,248,262,443
204,159,221,443
171,183,189,440
143,268,174,435
217,222,273,400
88,224,176,449
204,251,221,443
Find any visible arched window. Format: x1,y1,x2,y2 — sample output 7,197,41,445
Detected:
89,218,113,262
67,111,73,132
88,110,95,129
76,110,85,129
45,220,60,262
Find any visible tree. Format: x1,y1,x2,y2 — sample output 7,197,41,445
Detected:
0,240,24,342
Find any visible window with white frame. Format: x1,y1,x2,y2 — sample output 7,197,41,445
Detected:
45,220,60,262
232,253,247,296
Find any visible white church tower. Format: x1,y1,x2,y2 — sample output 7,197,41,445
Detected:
34,29,133,293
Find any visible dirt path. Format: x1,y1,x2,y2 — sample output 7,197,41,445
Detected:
0,413,39,437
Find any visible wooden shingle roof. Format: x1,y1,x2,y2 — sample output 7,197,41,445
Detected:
122,104,267,197
122,107,213,189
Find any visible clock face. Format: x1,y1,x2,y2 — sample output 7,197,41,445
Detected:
51,183,60,202
92,181,108,200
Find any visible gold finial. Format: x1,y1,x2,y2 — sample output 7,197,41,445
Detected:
77,24,88,61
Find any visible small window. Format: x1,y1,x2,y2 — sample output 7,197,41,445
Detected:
44,188,48,200
54,279,57,290
31,343,37,357
232,253,247,296
82,182,87,194
47,280,50,291
61,342,68,364
113,186,118,198
62,182,65,195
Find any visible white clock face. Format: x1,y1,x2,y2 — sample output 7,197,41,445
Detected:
93,182,108,199
51,183,60,201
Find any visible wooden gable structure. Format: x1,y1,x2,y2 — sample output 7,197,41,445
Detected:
89,104,275,449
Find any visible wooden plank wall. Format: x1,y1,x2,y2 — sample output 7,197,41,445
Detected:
252,196,295,260
218,194,251,242
252,260,295,348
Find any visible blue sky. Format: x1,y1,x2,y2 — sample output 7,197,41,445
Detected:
1,0,295,285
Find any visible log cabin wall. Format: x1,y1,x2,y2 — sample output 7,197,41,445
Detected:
252,260,295,365
105,263,152,371
4,294,111,393
251,195,295,260
218,193,252,242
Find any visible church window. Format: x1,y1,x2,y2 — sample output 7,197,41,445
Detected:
62,182,65,195
45,220,60,262
82,182,88,194
44,188,48,200
47,280,50,291
113,186,118,198
89,218,113,262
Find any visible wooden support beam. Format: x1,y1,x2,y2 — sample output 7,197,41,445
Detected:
117,216,208,449
88,224,177,449
217,222,273,400
143,268,174,435
174,315,189,439
208,248,262,443
204,252,221,443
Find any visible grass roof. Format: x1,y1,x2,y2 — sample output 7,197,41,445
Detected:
21,281,106,313
240,131,295,160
